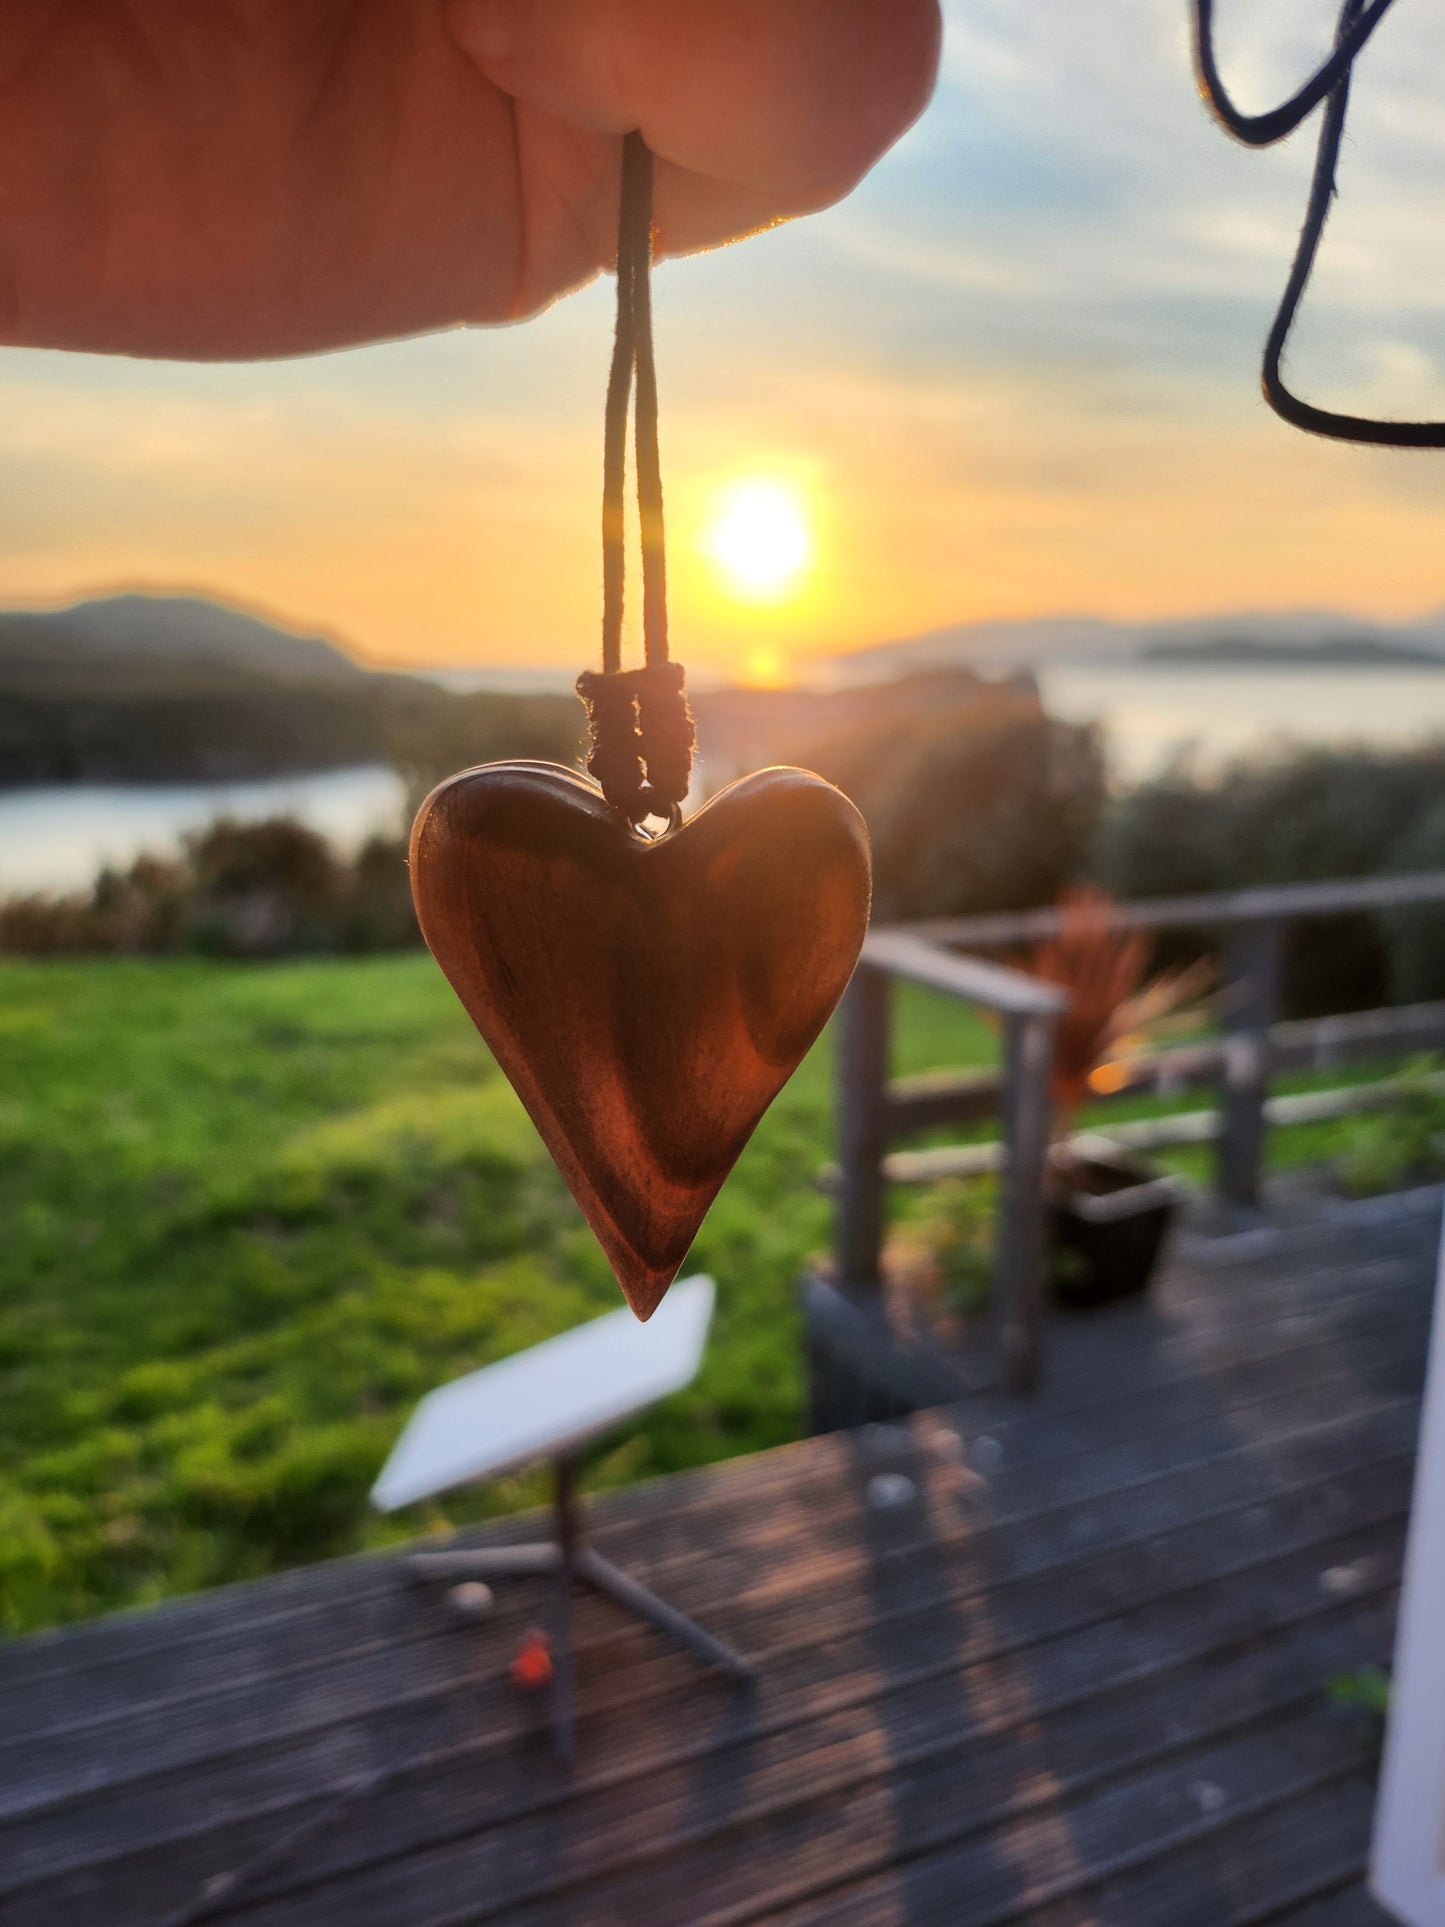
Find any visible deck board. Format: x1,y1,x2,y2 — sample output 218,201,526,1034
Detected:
2,1184,1438,1927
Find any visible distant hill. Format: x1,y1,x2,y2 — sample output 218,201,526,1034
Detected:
0,590,581,788
828,616,1135,680
824,609,1445,679
13,585,1445,792
0,593,362,692
1142,635,1445,669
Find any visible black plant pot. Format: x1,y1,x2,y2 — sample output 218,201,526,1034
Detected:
1047,1148,1182,1310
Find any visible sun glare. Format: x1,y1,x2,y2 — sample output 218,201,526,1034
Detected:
704,481,811,602
744,648,788,687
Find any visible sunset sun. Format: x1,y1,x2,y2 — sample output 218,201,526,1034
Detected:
703,481,812,601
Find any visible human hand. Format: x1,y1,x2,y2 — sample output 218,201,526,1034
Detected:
0,0,940,361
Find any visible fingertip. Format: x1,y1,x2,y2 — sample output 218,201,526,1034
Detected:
640,0,943,213
804,0,943,201
449,0,944,289
874,0,943,152
447,0,517,64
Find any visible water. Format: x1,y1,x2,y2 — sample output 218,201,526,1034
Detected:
4,665,1445,895
1040,661,1445,787
0,764,406,896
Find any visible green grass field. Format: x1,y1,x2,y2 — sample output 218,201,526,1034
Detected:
0,955,1407,1637
0,956,999,1636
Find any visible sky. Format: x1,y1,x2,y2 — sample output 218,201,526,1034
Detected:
1,0,1444,679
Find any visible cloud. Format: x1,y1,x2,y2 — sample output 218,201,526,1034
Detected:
0,0,1443,669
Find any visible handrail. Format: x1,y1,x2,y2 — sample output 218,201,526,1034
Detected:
861,930,1067,1020
822,1022,1445,1190
835,933,1060,1395
829,869,1445,1401
898,870,1445,951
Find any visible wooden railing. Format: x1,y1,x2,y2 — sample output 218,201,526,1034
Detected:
832,872,1445,1394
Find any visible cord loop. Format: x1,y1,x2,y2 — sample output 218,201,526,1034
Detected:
576,663,694,825
583,131,696,823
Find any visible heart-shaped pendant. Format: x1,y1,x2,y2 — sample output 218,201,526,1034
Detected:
410,762,871,1318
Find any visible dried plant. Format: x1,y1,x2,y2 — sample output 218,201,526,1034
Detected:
1026,886,1213,1136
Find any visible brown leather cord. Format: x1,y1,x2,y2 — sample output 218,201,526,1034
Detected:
577,131,695,825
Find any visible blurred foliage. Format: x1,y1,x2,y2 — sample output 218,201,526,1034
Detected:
0,818,420,957
888,1176,998,1325
0,957,995,1634
0,678,1115,955
0,667,586,956
385,686,584,819
1333,1056,1445,1197
1327,1665,1391,1718
802,688,1106,920
1379,797,1445,1004
0,635,583,789
1092,741,1445,1015
1023,885,1213,1132
1326,1664,1391,1768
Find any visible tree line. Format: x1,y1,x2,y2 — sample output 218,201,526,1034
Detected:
6,674,1445,1016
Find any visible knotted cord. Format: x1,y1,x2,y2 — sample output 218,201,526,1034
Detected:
1193,0,1445,446
576,131,696,825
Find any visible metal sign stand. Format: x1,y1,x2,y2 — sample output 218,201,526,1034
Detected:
408,1453,752,1761
375,1277,749,1760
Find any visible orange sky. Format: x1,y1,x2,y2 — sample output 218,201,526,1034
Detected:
1,1,1443,678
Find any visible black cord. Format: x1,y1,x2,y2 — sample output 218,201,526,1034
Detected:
1193,0,1445,446
1192,0,1397,146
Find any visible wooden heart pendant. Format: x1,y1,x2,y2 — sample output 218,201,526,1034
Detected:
410,763,871,1318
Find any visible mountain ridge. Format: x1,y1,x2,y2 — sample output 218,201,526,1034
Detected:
821,609,1445,683
0,592,363,685
5,589,1445,693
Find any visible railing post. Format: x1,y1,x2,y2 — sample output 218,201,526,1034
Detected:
994,1009,1056,1395
835,964,891,1295
1216,916,1284,1209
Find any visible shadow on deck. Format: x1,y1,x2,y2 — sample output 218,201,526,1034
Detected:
1,1185,1439,1927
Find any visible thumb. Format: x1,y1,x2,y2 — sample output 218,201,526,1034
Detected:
447,0,940,205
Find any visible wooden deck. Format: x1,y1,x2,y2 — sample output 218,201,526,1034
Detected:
2,1184,1440,1927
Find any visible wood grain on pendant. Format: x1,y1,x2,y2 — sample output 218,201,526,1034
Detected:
410,762,872,1318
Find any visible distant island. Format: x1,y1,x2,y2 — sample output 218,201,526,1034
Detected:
0,589,1026,792
1141,636,1445,670
824,607,1445,679
10,587,1445,791
0,592,583,790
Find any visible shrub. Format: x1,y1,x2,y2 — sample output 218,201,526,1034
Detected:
887,1176,998,1333
804,689,1106,921
1093,742,1445,1016
1023,885,1212,1130
1334,1057,1445,1196
0,817,418,958
1381,799,1445,1004
184,818,342,956
389,689,585,818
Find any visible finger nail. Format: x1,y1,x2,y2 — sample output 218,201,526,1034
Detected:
448,0,516,63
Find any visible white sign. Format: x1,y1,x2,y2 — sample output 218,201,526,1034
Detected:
371,1275,715,1512
1373,1231,1445,1925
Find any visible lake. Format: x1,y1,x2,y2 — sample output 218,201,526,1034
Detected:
1041,660,1445,787
0,764,406,896
4,663,1445,895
